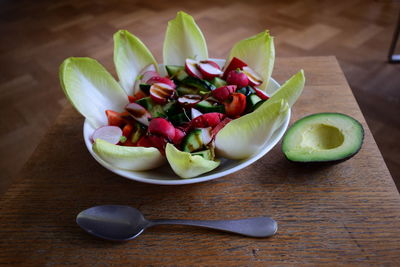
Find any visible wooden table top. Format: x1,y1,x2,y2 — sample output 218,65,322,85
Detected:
1,56,399,266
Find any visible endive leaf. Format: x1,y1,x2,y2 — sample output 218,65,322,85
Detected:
60,57,128,128
256,70,305,112
166,143,220,178
93,139,166,171
215,100,289,159
227,31,275,93
163,11,208,66
114,30,158,95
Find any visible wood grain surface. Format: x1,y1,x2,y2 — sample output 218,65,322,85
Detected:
1,56,400,266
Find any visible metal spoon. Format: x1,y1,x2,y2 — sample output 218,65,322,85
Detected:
76,205,278,241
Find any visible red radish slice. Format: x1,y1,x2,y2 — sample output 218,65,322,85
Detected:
142,71,160,83
191,108,203,119
185,58,203,79
148,118,176,141
201,60,220,69
172,128,186,146
133,65,159,93
254,87,270,100
92,126,123,144
200,127,213,145
211,117,232,137
198,62,223,79
242,66,263,86
191,112,225,128
226,70,249,88
223,57,248,79
147,76,176,88
125,102,152,126
150,83,175,104
177,94,202,107
212,85,237,101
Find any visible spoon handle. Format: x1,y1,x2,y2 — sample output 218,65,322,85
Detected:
149,217,277,237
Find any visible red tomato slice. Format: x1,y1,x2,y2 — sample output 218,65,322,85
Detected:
223,93,247,118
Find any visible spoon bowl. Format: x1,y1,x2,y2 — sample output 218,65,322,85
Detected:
77,205,278,241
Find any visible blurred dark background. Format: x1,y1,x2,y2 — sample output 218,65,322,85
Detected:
0,0,399,193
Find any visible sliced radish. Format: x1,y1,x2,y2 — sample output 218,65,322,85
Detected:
92,126,123,145
198,62,223,79
148,118,176,141
211,117,232,137
223,57,248,79
150,83,175,104
133,64,158,93
212,85,237,101
146,76,176,88
254,87,270,100
172,128,186,146
191,108,203,119
177,94,202,107
191,112,225,128
185,58,203,79
242,66,263,86
142,71,160,83
226,70,249,88
201,60,220,69
125,102,152,126
200,127,213,145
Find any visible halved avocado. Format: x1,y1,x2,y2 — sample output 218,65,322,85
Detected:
282,113,364,163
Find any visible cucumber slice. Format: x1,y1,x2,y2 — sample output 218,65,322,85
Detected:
195,100,225,113
176,85,199,96
191,149,213,160
165,65,184,77
182,129,203,152
246,93,262,112
135,96,153,110
236,86,255,96
176,69,189,81
253,99,265,111
181,76,216,92
135,97,165,118
211,77,227,88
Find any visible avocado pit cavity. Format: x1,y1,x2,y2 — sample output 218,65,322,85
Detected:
300,124,344,150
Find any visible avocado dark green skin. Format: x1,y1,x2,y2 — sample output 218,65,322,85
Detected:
282,112,364,164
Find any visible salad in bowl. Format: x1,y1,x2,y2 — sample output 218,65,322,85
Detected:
59,11,305,184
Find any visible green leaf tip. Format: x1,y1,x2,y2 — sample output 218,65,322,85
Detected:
113,29,158,96
163,11,208,66
227,30,275,92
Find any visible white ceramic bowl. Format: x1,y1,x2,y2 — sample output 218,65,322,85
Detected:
83,60,290,185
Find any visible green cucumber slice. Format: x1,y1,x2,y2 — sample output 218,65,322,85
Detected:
211,77,227,88
182,129,203,152
195,100,225,113
181,76,216,92
176,85,199,96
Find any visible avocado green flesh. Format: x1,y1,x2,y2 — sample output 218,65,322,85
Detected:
282,113,364,162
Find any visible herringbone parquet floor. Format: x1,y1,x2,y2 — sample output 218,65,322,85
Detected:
1,0,399,193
